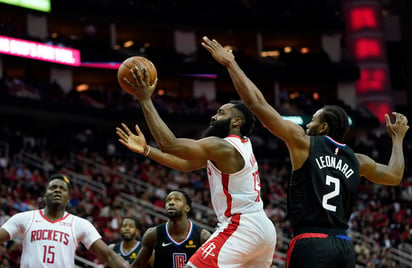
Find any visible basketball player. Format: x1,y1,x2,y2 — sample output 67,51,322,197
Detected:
0,174,129,268
116,74,277,266
201,36,410,268
130,190,210,268
108,217,143,265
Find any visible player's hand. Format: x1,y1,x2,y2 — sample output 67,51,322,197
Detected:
201,36,235,66
123,65,158,101
385,112,409,140
116,123,147,154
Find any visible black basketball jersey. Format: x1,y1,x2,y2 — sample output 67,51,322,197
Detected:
113,240,142,264
288,136,360,232
153,221,203,268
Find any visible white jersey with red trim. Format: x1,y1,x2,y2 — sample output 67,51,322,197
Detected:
1,209,102,268
206,135,263,222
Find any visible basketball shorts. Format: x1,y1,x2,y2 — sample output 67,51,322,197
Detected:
286,231,356,268
187,210,276,268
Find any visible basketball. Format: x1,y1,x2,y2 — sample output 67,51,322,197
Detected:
117,56,157,95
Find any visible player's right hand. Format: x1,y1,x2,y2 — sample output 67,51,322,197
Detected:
201,36,235,67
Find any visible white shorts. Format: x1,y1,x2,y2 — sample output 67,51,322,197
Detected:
187,210,276,268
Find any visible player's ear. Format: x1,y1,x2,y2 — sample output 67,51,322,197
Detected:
320,122,329,134
232,117,242,127
185,204,190,214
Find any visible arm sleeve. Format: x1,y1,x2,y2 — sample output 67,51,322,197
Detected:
75,216,102,249
1,211,32,239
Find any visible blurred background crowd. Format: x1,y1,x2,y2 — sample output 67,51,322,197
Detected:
0,0,412,267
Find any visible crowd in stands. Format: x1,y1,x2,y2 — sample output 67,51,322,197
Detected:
0,76,411,268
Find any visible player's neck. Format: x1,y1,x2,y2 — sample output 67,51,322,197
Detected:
122,239,138,253
167,218,190,236
42,207,66,221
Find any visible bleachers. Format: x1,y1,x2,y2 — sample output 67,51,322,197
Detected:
0,78,411,267
2,144,411,267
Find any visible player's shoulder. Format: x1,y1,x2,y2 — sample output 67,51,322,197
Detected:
191,222,207,232
12,209,37,219
70,213,95,226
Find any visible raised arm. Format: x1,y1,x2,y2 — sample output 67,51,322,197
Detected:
201,36,305,145
201,36,309,170
120,65,241,173
357,112,409,185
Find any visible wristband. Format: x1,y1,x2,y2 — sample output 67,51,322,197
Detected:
144,145,151,157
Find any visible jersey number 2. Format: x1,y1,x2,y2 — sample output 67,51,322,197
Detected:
322,175,340,212
42,245,55,264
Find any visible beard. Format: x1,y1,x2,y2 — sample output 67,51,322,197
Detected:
121,233,135,242
167,209,183,219
202,118,231,138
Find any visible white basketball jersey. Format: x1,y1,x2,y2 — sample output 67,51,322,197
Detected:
206,135,263,222
1,209,101,268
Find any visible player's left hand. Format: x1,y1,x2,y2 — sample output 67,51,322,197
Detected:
385,112,409,140
116,123,147,155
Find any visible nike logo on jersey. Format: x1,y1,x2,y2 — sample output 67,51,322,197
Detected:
162,242,172,247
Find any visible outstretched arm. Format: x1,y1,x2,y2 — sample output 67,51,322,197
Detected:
357,112,409,185
116,123,205,172
120,65,241,173
201,36,306,144
201,36,309,169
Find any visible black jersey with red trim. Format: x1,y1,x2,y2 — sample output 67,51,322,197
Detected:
153,221,204,268
287,135,360,232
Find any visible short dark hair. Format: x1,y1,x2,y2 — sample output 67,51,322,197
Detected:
48,174,71,189
229,100,256,136
167,189,193,216
320,105,349,142
122,216,141,230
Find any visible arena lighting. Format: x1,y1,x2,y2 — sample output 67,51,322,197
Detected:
0,0,51,12
157,89,165,96
284,46,292,53
178,73,218,79
353,37,382,60
343,2,390,124
347,6,379,31
76,83,89,92
300,47,309,54
281,116,352,126
357,68,388,93
283,116,304,125
80,62,121,69
261,50,280,58
123,40,134,48
363,101,391,123
0,35,80,66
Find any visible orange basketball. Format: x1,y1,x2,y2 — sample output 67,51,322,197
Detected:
117,56,157,95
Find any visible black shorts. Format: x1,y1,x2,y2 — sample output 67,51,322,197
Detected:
286,232,355,268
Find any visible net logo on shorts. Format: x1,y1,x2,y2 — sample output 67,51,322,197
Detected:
201,242,216,260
